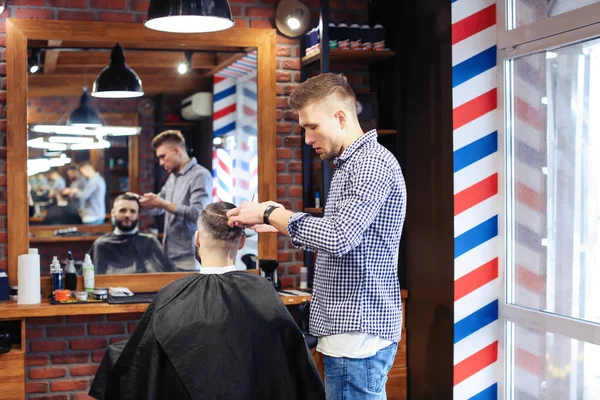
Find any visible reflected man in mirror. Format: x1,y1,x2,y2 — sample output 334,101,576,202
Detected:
129,130,212,272
66,165,87,191
88,194,176,275
63,161,107,225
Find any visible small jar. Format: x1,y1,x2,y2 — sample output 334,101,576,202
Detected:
75,291,88,302
8,286,18,301
90,288,108,301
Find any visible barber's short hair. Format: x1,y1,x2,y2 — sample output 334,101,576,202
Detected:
113,194,140,209
197,202,243,242
66,165,78,172
288,72,356,111
152,130,186,150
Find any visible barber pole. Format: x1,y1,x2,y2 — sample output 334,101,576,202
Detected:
451,1,500,399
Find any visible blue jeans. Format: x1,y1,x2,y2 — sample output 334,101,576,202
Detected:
323,343,397,400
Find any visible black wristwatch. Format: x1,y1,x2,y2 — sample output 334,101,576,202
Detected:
263,205,278,225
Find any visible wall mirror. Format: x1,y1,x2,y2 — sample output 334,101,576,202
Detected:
7,19,276,290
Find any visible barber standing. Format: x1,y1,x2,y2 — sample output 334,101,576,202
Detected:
227,73,406,399
131,130,212,271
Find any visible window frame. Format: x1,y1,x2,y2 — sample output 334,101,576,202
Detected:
498,2,600,399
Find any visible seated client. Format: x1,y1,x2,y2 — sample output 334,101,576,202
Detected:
88,194,176,274
89,201,325,399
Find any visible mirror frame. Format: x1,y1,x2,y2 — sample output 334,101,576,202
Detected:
6,19,277,291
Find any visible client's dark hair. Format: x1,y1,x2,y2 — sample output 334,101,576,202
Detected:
198,202,243,242
113,193,141,209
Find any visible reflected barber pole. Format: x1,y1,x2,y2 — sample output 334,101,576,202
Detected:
212,52,258,204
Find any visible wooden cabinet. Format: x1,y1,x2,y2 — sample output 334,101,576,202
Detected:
0,320,25,400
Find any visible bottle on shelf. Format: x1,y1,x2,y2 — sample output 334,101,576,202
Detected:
349,23,362,51
315,191,321,209
82,254,95,293
337,23,350,50
300,267,308,289
328,22,338,49
64,251,77,291
373,24,386,51
50,256,62,298
361,24,373,50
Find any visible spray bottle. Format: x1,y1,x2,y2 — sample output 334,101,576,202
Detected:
50,256,62,298
64,251,77,291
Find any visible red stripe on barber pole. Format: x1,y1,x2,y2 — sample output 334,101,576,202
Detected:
455,258,499,301
452,4,496,45
455,173,498,216
453,88,497,130
454,341,498,386
214,103,236,121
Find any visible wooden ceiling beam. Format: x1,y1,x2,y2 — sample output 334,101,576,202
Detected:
28,73,211,97
53,50,218,70
42,40,62,74
203,52,247,77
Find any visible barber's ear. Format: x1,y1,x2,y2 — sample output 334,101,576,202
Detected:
335,110,347,129
238,235,246,250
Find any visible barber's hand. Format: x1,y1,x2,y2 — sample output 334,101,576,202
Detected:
226,200,283,228
139,193,164,209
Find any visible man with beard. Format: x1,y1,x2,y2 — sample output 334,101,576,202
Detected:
88,194,176,274
89,201,325,400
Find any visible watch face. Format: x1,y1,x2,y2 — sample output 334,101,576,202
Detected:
356,100,363,115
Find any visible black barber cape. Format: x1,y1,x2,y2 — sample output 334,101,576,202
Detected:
88,232,177,274
89,272,325,400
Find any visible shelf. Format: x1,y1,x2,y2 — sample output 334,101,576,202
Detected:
378,129,397,135
304,207,323,216
162,122,197,127
30,235,103,243
0,293,311,320
302,47,396,67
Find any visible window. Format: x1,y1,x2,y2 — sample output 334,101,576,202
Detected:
510,0,600,29
501,2,600,399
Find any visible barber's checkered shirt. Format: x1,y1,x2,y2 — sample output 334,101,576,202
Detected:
288,130,406,342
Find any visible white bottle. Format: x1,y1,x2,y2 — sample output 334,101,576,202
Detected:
82,254,95,293
299,267,308,289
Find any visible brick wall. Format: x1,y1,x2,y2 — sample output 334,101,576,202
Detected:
0,0,371,288
26,314,142,400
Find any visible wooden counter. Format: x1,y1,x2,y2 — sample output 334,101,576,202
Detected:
0,291,312,320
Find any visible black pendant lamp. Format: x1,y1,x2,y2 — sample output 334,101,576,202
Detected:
68,88,102,127
92,43,144,99
144,0,234,33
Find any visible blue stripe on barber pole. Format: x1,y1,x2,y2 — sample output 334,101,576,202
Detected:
454,300,498,344
452,1,499,398
453,46,497,88
454,131,498,172
469,384,498,400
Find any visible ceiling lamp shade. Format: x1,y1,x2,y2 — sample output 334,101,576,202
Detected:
275,0,310,38
92,43,144,99
67,88,102,127
144,0,234,33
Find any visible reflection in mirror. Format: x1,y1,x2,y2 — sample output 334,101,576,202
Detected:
25,39,259,275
